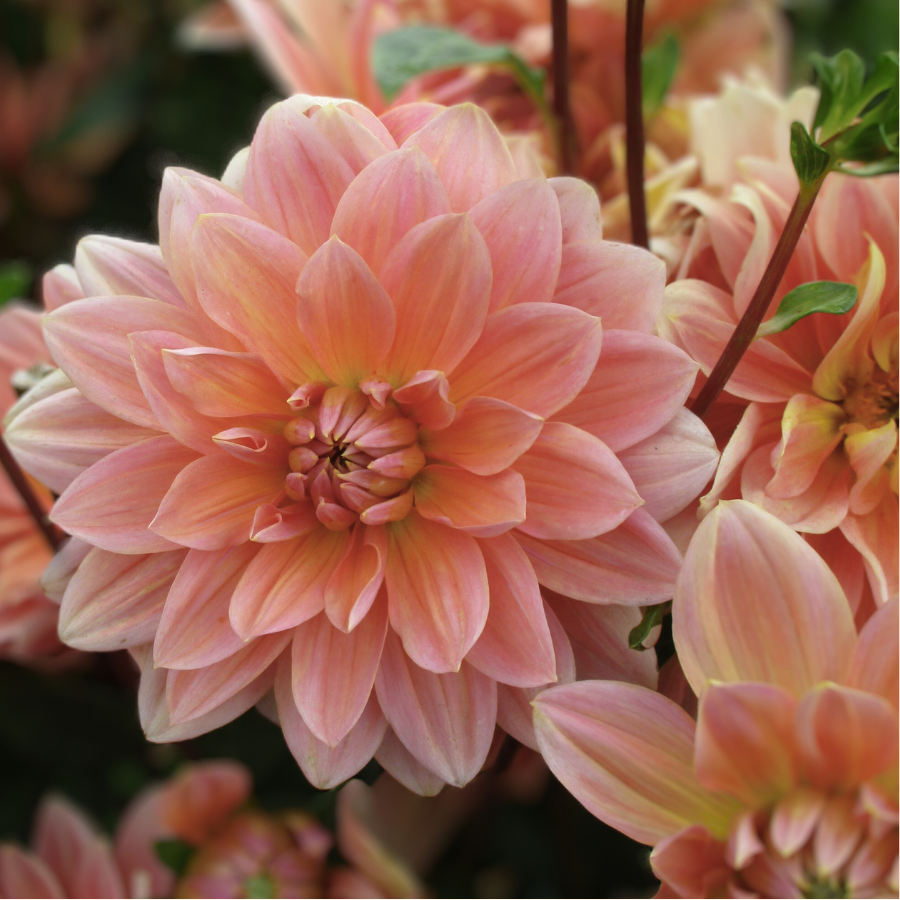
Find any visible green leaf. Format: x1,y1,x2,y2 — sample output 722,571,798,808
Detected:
628,602,671,651
790,122,832,186
154,839,194,877
371,26,545,109
812,49,867,141
245,875,276,899
641,34,679,117
0,261,32,307
755,281,858,339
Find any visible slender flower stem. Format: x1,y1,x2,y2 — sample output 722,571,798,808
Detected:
551,0,575,174
0,434,64,552
625,0,648,249
691,175,828,420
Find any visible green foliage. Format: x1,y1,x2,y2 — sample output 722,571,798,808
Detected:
790,122,832,186
641,34,679,117
372,26,545,110
154,839,194,876
245,874,276,898
756,281,858,338
628,602,671,651
0,261,32,307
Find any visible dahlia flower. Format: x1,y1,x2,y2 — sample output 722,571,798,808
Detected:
534,500,898,898
6,95,709,791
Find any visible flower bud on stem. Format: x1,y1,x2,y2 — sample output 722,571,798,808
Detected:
625,0,649,248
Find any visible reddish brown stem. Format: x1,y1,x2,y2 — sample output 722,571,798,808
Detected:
0,434,64,552
691,177,827,420
551,0,575,174
625,0,648,249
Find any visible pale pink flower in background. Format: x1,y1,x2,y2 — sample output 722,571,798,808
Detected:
6,95,712,792
534,500,899,898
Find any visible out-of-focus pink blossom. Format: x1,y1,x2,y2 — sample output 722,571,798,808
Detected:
534,500,898,898
8,95,710,791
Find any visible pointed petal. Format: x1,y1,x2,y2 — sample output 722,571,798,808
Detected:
650,825,732,899
325,524,387,633
51,435,198,553
769,788,826,857
449,303,602,417
375,630,497,787
840,494,899,607
533,681,739,844
0,847,64,899
844,599,898,709
550,176,603,244
40,537,92,603
374,729,446,796
392,370,455,430
310,103,390,174
379,103,443,145
42,264,84,312
674,500,858,697
296,237,396,386
384,513,488,673
517,509,682,604
845,422,897,516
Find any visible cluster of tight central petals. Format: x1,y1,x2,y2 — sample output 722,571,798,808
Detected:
5,95,711,793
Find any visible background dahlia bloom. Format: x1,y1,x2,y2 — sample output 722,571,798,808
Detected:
6,95,710,792
534,501,898,898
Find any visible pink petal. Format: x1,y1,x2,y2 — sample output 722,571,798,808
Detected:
42,264,84,312
414,465,526,537
384,513,488,673
650,825,732,899
694,682,798,807
465,534,556,687
378,213,492,382
845,422,898,516
674,500,857,698
393,370,455,430
400,104,517,212
59,547,186,651
74,235,185,308
844,599,898,709
309,103,390,174
325,524,387,632
52,435,198,553
290,594,388,746
275,656,388,789
515,422,642,540
554,241,665,333
419,396,542,476
840,494,899,607
553,329,699,452
229,526,350,639
40,537,92,603
242,96,355,255
374,729,446,797
517,508,682,604
468,178,562,312
379,103,443,145
533,681,739,845
618,409,720,522
769,788,826,857
153,544,259,669
296,237,396,386
375,629,497,787
550,176,603,244
213,427,290,468
330,148,451,276
191,213,325,384
0,847,64,899
448,303,602,417
4,387,158,494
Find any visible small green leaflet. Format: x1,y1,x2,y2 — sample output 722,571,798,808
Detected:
790,122,831,187
154,839,194,876
0,261,32,308
245,874,276,898
755,281,858,339
372,26,545,109
628,602,670,651
642,34,679,118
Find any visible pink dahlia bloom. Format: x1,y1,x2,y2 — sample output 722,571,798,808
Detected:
534,500,898,898
8,96,708,791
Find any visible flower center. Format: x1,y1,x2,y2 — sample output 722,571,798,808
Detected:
842,365,899,430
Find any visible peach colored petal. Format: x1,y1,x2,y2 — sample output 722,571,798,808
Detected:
554,242,665,333
812,795,866,879
418,396,542,476
229,526,350,639
191,213,325,385
553,330,699,453
290,594,388,746
375,630,497,787
378,213,491,382
374,729,446,797
309,103,391,175
384,513,488,673
212,427,290,468
275,656,388,789
52,435,198,554
42,264,84,312
650,825,731,899
379,103,443,145
0,846,64,898
465,534,556,688
153,544,259,669
805,529,868,615
414,465,526,537
533,681,739,845
845,422,897,516
674,500,858,698
59,547,186,652
468,178,562,312
150,453,285,550
840,493,899,607
517,508,682,605
40,538,91,603
330,148,451,276
515,422,642,540
400,104,517,212
449,303,602,417
844,599,898,709
242,95,355,255
392,370,455,430
296,236,396,386
324,523,387,633
769,788,826,857
550,176,603,244
694,682,798,807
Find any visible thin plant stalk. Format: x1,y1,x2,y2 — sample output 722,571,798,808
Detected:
551,0,575,174
625,0,649,248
